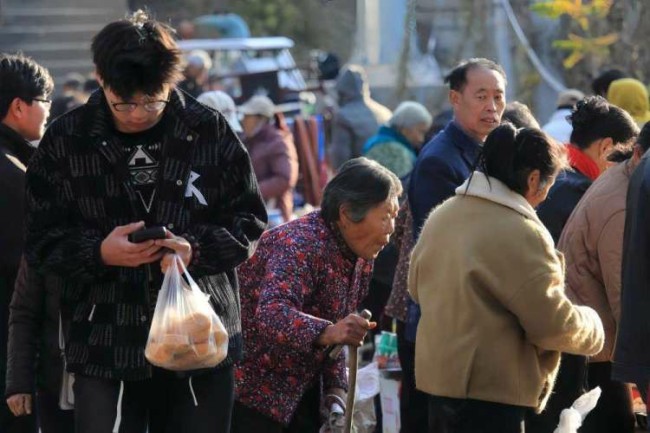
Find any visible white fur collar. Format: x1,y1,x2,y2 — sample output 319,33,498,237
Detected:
455,171,541,224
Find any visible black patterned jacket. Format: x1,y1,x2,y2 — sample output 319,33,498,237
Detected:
25,89,267,381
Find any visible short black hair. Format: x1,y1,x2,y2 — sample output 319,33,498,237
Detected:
608,121,650,162
318,52,340,81
637,122,650,153
0,53,54,120
91,10,183,99
502,101,540,129
444,58,507,92
569,96,639,149
591,69,627,97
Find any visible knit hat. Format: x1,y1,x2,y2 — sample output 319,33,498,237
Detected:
239,95,275,119
197,90,242,132
607,78,650,126
556,89,585,108
185,49,212,70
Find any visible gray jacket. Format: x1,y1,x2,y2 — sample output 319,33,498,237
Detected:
328,65,391,170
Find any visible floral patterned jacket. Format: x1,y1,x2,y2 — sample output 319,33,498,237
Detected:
235,211,373,425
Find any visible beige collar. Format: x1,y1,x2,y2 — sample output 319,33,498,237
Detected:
456,171,543,225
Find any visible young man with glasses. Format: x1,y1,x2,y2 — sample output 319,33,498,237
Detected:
0,52,53,433
24,10,267,433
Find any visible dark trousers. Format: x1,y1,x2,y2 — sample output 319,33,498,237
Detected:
230,386,320,433
0,401,37,433
428,395,525,433
74,366,234,433
526,353,587,433
396,320,429,433
37,389,74,433
579,362,635,433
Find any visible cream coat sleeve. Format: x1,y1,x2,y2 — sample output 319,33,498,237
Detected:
505,265,605,357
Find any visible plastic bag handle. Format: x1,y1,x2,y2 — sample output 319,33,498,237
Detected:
172,254,201,294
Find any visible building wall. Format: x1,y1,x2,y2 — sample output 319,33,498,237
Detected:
0,0,127,88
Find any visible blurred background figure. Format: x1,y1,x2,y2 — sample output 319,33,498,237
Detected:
606,78,650,127
592,68,628,98
311,51,340,118
363,101,432,178
328,64,391,171
178,49,212,98
239,95,298,224
542,88,585,145
81,76,99,98
502,101,540,129
197,90,243,133
176,18,195,39
49,72,85,121
205,71,224,92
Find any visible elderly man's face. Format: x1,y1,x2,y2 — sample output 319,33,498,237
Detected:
450,66,506,142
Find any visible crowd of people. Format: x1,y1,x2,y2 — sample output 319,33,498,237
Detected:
3,8,650,433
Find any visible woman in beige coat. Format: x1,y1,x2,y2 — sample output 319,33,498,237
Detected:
408,124,605,433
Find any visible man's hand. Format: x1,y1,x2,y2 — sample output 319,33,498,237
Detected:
317,313,377,347
155,230,192,273
6,394,32,416
100,221,165,267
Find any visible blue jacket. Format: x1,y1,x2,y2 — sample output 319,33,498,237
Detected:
612,152,650,384
537,169,592,244
408,121,481,236
405,121,480,341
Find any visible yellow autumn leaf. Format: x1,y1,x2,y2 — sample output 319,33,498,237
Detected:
531,0,583,19
553,38,582,50
577,16,589,31
592,32,619,46
563,50,584,68
591,0,613,17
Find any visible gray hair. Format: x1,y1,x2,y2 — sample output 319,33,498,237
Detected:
321,157,403,224
387,101,433,130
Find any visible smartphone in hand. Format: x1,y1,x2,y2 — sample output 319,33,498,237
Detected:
128,226,168,243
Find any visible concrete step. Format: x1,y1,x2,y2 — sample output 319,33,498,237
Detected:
1,7,124,26
0,23,101,35
3,42,92,65
0,26,101,47
0,1,127,89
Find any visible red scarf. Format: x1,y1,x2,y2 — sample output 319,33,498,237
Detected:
567,144,600,181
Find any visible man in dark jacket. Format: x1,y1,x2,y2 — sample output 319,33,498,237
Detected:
24,11,266,433
0,52,53,433
613,148,650,411
406,58,507,432
6,258,73,433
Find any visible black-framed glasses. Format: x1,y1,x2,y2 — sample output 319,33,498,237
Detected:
110,99,169,113
31,97,52,105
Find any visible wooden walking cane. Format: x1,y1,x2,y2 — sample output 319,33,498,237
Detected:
328,310,373,433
